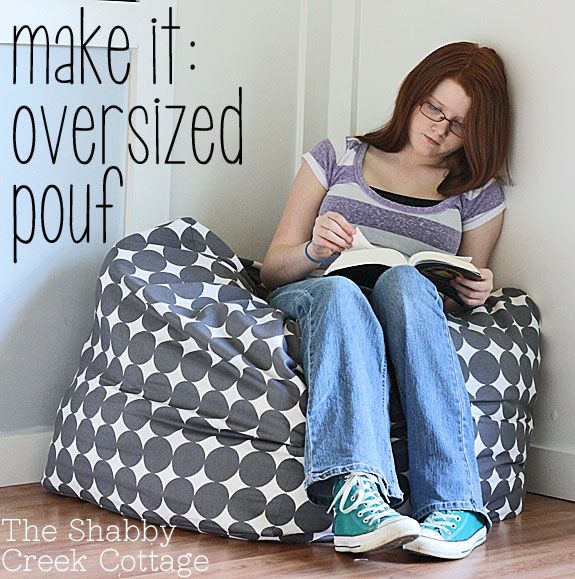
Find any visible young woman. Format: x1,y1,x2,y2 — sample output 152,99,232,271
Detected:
260,42,510,559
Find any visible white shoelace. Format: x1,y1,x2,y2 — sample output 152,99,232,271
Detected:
328,472,393,526
422,511,461,534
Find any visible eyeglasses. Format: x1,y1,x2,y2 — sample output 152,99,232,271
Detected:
419,102,466,138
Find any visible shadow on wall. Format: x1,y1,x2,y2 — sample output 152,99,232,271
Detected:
0,257,103,434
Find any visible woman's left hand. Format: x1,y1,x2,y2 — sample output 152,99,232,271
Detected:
449,268,493,308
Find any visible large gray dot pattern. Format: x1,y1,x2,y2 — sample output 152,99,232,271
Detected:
42,218,540,545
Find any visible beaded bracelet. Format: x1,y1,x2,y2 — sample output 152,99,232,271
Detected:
304,240,333,264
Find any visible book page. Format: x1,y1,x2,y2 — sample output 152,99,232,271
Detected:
325,226,408,273
350,226,376,250
409,251,475,269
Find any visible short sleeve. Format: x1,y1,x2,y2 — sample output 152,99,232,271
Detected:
302,138,337,189
460,179,506,232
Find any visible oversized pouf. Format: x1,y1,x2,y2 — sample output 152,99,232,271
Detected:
42,217,541,542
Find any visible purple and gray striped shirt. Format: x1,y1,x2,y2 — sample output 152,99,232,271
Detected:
302,137,506,278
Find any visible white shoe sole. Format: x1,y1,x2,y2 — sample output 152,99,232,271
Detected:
334,517,421,554
402,526,487,559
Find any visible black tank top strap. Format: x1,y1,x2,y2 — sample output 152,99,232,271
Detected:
370,186,443,207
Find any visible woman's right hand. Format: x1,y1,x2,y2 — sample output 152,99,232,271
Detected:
309,211,357,260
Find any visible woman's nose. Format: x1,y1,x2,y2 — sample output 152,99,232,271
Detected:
433,119,450,136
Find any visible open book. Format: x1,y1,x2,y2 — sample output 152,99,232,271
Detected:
324,227,481,306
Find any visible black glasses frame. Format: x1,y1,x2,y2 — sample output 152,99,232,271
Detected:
419,102,466,138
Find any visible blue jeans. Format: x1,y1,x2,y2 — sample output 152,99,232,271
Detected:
266,265,491,530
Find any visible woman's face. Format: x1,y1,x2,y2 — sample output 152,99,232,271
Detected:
407,78,471,162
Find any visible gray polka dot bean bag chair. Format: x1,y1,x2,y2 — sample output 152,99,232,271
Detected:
41,217,540,542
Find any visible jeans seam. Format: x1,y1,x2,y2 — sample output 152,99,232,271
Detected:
369,284,401,495
276,288,318,478
412,501,492,532
298,289,316,478
440,298,475,498
380,348,396,495
305,462,404,499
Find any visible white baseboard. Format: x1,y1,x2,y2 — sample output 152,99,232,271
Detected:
526,444,575,502
0,430,53,487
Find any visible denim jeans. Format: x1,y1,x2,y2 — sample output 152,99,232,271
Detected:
266,265,491,530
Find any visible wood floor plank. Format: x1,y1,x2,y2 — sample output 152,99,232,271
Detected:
0,485,573,577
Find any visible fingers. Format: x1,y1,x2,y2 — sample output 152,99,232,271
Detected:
327,211,357,237
451,267,492,290
451,277,488,292
316,212,356,251
451,282,484,300
317,225,351,252
451,284,487,307
461,268,491,286
316,230,348,252
450,274,492,307
326,214,356,248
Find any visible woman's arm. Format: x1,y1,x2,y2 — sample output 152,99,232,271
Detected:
260,161,328,291
444,211,505,314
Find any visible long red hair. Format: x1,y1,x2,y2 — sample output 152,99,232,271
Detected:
354,42,511,196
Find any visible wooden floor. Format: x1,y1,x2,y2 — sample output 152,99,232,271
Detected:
0,485,573,578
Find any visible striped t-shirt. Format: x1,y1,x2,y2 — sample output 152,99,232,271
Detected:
302,136,506,279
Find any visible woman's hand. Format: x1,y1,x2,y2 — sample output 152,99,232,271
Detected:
449,267,494,308
309,211,356,260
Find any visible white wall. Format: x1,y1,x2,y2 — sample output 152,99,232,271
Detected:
169,0,301,263
326,0,575,501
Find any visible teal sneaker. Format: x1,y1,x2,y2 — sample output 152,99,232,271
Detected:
402,510,487,559
328,472,420,554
